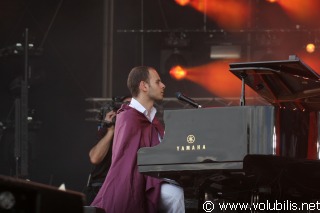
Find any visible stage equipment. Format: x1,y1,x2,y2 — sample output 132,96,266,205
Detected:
0,175,85,213
210,45,241,59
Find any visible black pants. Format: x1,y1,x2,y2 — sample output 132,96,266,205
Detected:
83,182,103,205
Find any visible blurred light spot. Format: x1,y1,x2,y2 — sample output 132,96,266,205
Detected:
176,0,250,30
276,0,320,25
175,0,190,6
170,66,187,80
306,43,316,53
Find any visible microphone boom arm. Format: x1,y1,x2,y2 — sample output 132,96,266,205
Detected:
175,92,202,108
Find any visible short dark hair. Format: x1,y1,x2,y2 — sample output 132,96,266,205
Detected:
127,66,151,97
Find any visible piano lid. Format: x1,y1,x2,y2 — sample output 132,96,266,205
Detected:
229,55,320,111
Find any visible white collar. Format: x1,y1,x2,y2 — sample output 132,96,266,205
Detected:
129,98,157,122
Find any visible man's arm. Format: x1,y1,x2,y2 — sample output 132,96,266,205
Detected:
89,127,114,164
89,110,116,165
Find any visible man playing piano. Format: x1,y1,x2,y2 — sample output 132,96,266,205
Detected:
91,66,185,213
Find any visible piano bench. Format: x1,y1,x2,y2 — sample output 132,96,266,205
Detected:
83,206,106,213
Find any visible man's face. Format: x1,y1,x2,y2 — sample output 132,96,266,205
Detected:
146,68,165,101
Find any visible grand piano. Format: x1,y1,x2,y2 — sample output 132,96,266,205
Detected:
138,56,320,212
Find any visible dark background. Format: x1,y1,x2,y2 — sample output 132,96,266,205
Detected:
0,0,319,192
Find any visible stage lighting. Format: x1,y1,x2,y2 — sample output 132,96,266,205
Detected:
174,0,190,6
210,45,241,59
160,47,190,75
266,0,277,3
164,32,190,48
169,65,187,80
160,33,191,75
306,43,316,53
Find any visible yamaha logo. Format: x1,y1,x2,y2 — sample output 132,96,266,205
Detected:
187,135,195,144
176,134,206,151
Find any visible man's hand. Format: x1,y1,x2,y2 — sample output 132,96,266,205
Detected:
104,110,116,130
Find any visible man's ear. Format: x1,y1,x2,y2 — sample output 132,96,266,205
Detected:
139,81,148,92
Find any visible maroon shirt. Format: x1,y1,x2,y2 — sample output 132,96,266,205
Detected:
91,104,164,213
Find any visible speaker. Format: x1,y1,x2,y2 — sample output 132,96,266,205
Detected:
0,175,85,213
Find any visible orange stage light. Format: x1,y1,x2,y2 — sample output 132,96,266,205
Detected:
169,65,187,80
276,0,320,25
175,0,190,6
180,61,257,98
306,43,316,54
187,0,250,30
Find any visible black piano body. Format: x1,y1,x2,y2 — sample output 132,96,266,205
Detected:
138,105,276,174
138,56,320,210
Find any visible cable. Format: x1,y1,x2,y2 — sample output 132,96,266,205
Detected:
38,0,64,50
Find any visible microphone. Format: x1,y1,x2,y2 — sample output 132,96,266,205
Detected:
175,92,202,108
